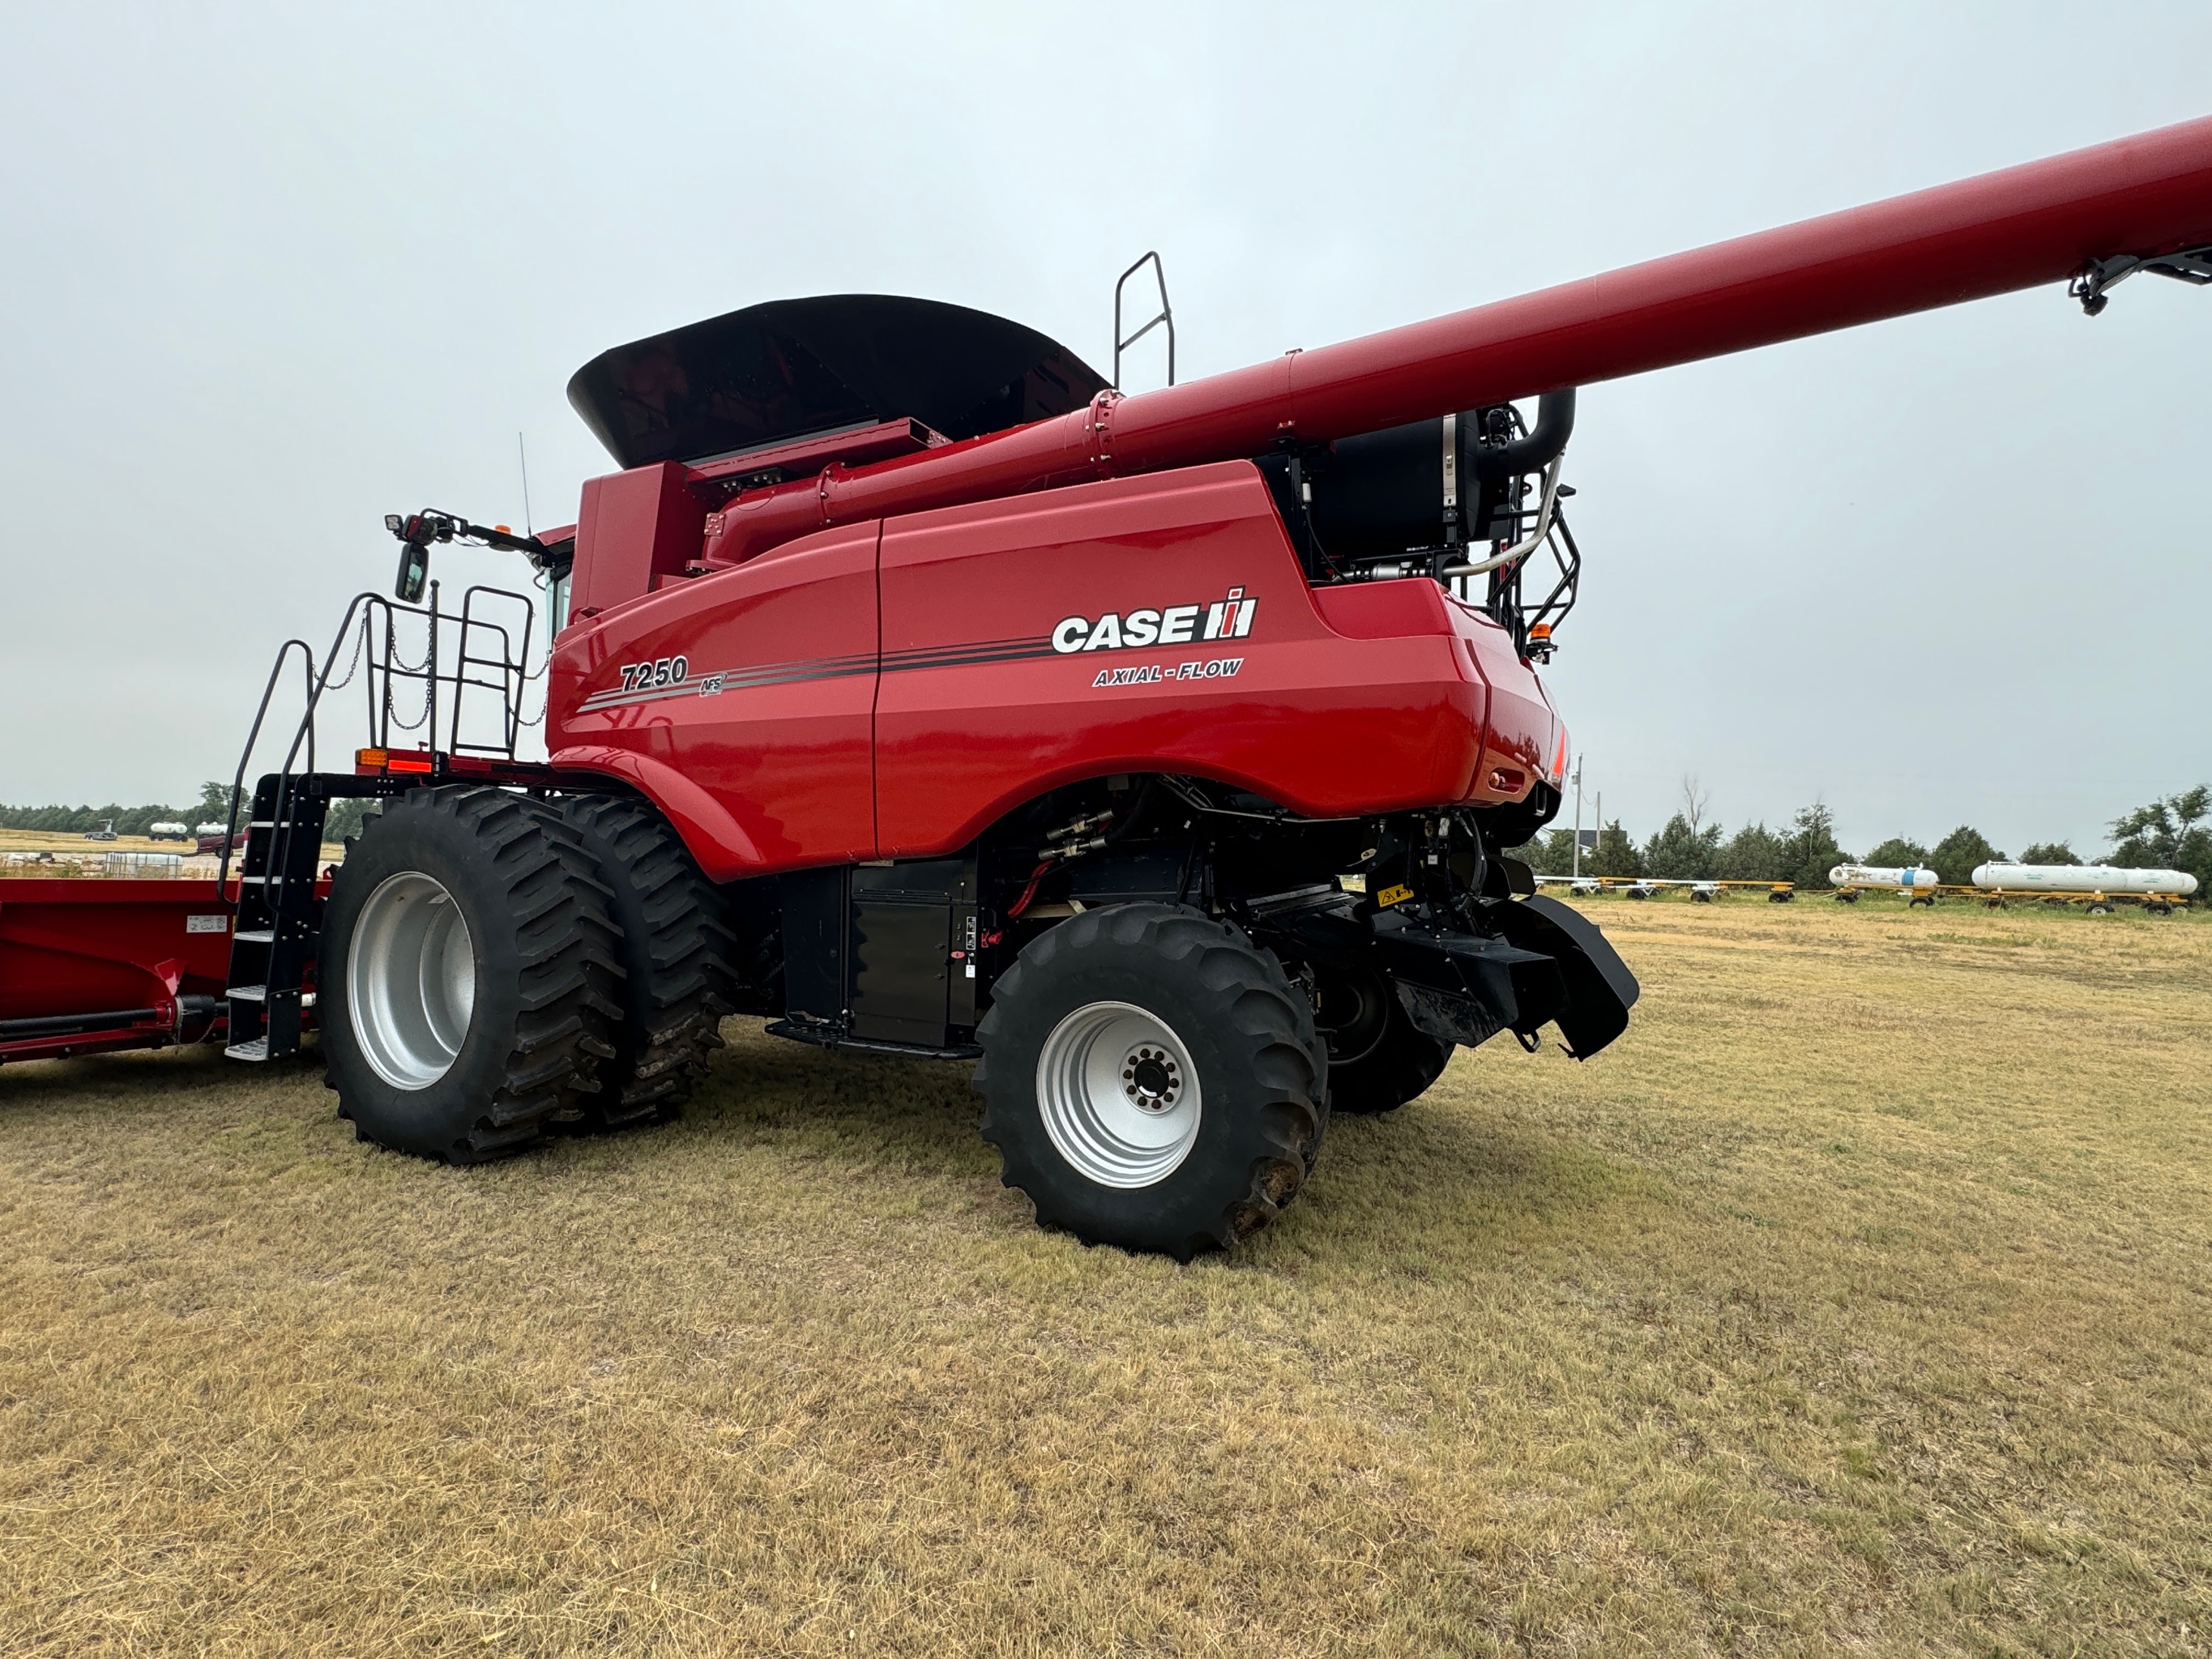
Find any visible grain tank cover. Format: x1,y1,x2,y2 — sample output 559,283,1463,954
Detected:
567,295,1109,468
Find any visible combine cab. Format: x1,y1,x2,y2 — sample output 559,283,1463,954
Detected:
10,117,2209,1258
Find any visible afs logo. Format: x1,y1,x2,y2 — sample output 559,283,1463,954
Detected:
1051,586,1258,655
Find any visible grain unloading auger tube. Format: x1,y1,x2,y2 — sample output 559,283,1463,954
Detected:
15,117,2201,1260
631,115,2212,574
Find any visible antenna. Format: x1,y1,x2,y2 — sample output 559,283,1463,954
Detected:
1113,252,1175,390
516,432,534,537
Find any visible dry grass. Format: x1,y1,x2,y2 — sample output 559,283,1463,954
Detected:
1,900,2206,1656
0,826,346,877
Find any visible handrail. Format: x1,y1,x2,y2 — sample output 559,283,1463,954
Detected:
1113,251,1175,390
220,640,317,905
220,581,540,926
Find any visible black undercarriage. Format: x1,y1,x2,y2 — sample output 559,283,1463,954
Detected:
750,772,1638,1073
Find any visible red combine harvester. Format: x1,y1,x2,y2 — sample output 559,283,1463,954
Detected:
6,120,2208,1256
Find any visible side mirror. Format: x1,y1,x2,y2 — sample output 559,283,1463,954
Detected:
395,539,430,603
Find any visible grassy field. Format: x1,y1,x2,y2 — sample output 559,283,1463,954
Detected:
0,826,346,875
2,898,2206,1655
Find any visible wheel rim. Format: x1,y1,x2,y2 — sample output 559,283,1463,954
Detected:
1315,970,1390,1068
1035,1000,1202,1188
348,871,476,1090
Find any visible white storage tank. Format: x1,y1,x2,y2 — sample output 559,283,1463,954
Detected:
1830,864,1939,890
1972,863,2198,895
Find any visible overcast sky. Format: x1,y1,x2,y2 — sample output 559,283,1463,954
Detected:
2,2,2206,855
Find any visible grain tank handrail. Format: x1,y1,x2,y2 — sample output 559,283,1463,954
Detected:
217,584,541,918
699,114,2212,571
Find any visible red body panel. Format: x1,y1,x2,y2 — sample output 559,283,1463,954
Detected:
550,522,882,876
571,462,705,619
0,881,236,1063
548,463,1554,876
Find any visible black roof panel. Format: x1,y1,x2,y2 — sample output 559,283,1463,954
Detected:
567,294,1108,469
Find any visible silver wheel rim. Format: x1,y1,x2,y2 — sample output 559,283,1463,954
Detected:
1035,1000,1202,1188
347,872,476,1090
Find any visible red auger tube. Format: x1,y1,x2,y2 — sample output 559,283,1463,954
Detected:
702,114,2212,569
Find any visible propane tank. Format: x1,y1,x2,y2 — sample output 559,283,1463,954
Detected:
1972,863,2198,895
1830,864,1939,891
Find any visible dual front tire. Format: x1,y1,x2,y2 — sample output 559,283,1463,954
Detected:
322,787,732,1162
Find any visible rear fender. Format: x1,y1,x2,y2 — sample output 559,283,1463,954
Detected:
1485,893,1639,1058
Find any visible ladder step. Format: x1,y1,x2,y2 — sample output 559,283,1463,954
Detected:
225,1038,270,1061
224,987,318,1008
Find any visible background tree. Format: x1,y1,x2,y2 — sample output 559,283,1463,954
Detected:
0,800,196,836
1862,837,1931,868
1517,825,1579,874
325,799,382,842
1778,800,1850,889
2017,841,2081,865
1716,821,1787,882
1928,825,2005,888
1590,818,1643,878
1680,775,1711,838
1643,813,1722,879
2108,786,2207,865
1643,775,1722,878
2108,786,2211,894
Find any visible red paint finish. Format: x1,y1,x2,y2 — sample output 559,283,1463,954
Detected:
550,463,1556,876
0,881,234,1064
570,462,705,617
549,522,882,874
683,117,2212,572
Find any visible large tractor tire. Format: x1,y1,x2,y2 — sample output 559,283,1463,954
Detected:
1314,966,1451,1115
555,795,738,1126
976,903,1326,1260
320,787,624,1162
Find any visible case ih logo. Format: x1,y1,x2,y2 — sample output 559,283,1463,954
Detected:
1050,587,1258,655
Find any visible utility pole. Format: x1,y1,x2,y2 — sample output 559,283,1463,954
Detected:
1571,754,1585,877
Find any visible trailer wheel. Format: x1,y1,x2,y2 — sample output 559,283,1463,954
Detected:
321,787,623,1162
555,795,738,1126
976,903,1326,1259
1313,967,1450,1115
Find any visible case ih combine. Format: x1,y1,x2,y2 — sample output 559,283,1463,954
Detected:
6,119,2208,1257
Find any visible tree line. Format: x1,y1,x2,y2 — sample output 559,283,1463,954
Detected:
6,777,2206,891
0,785,381,842
1516,780,2212,894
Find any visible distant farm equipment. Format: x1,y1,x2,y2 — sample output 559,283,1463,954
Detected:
1538,876,1798,903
